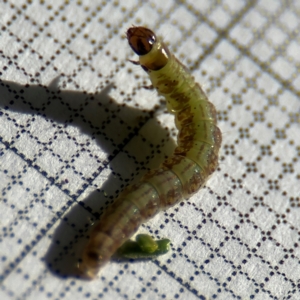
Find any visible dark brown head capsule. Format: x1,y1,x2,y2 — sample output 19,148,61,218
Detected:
127,27,156,56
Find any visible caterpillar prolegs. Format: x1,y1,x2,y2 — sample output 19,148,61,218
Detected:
79,27,222,279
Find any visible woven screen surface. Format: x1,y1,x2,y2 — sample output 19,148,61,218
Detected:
1,1,300,299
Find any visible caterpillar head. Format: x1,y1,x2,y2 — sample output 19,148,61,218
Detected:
127,26,156,56
127,26,170,71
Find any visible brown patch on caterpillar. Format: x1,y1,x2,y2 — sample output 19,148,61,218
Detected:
176,101,218,126
162,155,207,197
99,201,140,238
176,134,220,168
155,79,179,93
175,144,219,174
170,92,191,104
142,168,184,208
178,122,222,146
120,182,161,218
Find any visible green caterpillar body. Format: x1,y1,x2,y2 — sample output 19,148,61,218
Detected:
79,26,222,279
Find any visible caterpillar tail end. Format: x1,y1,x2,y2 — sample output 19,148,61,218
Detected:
77,252,108,280
78,241,112,279
78,231,116,279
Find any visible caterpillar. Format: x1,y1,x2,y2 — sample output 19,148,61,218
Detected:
79,26,222,279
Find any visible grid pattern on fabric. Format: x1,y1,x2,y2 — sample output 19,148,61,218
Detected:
0,1,300,300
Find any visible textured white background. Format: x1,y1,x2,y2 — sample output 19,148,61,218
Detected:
0,0,300,299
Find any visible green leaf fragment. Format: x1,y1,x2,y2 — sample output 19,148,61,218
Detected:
114,234,171,259
136,234,159,253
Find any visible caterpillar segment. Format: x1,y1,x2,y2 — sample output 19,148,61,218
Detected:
79,26,222,279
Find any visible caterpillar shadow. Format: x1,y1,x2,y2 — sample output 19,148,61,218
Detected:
0,77,176,279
